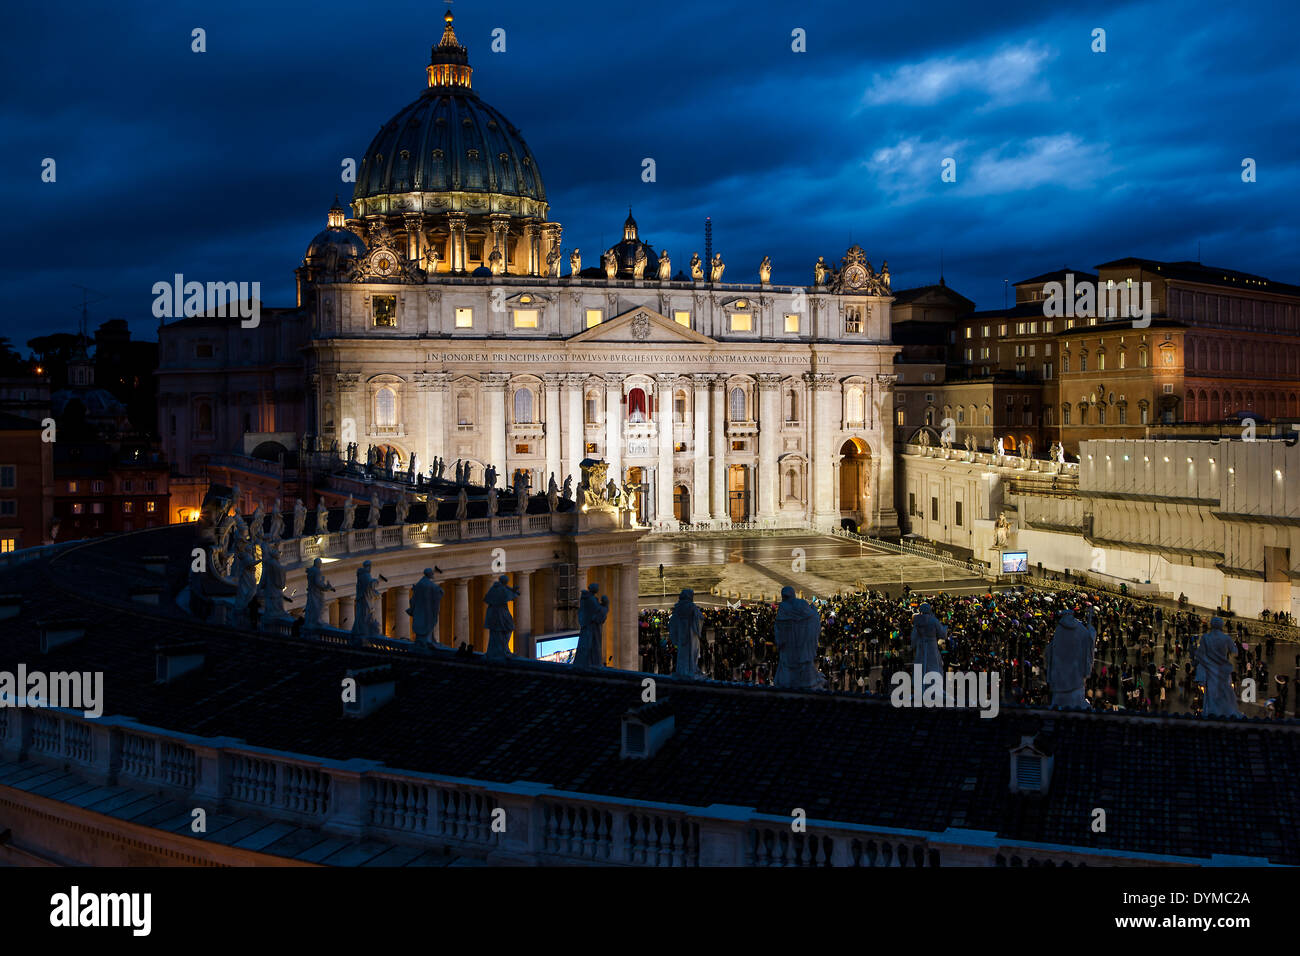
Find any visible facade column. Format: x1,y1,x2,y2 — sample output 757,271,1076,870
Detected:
655,373,677,528
691,374,710,526
453,578,470,649
543,374,562,488
483,372,509,478
337,595,355,631
514,570,533,659
392,585,411,640
618,562,639,671
426,371,449,471
873,373,901,536
756,373,782,521
447,212,468,273
709,375,726,523
563,373,585,484
806,371,838,528
604,375,623,481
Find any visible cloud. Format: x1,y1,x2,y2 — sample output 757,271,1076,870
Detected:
862,42,1055,107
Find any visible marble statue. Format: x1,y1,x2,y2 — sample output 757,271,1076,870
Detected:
486,485,498,517
268,507,284,542
758,255,772,284
774,587,826,690
351,560,384,640
395,495,410,526
547,474,559,513
292,498,306,538
248,504,264,542
658,250,671,281
258,542,290,626
304,557,335,629
315,499,329,535
994,513,1010,547
340,496,356,533
1197,617,1240,717
574,583,608,668
515,478,529,516
368,491,381,528
881,260,890,289
940,430,952,452
709,253,725,282
545,245,560,278
603,249,617,279
605,478,620,506
484,574,520,663
485,464,498,489
561,475,574,501
231,538,258,614
814,256,828,285
489,247,504,275
690,252,703,280
385,448,397,476
456,487,469,520
994,437,1005,458
570,248,581,275
408,568,443,645
668,588,703,679
1045,608,1096,708
909,602,946,684
1055,442,1066,464
633,245,648,280
1023,438,1033,462
407,453,418,482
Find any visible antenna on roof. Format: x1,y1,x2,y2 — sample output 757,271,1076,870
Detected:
71,285,106,343
704,216,712,268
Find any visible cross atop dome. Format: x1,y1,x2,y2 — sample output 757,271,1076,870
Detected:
428,9,472,89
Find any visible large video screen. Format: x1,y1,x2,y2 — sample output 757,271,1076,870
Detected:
1000,550,1029,573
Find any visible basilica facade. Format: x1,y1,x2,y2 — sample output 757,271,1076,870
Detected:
161,11,901,533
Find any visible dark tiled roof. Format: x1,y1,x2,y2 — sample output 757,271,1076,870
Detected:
2,527,1297,864
1093,258,1300,298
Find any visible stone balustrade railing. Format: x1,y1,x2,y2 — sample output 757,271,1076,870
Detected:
0,705,1254,866
903,443,1081,476
269,512,577,569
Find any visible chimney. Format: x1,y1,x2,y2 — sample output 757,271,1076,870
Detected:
621,699,675,759
156,640,206,684
1009,733,1054,794
343,665,395,718
39,618,88,653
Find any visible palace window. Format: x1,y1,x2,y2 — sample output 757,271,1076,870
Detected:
512,309,539,329
1062,405,1071,425
585,391,599,424
0,500,14,517
456,392,473,426
586,309,603,328
674,311,691,327
674,390,687,423
784,313,800,333
372,295,397,328
845,306,863,334
468,237,484,261
729,387,747,421
195,401,213,434
730,312,752,332
628,387,648,422
846,388,864,424
514,387,534,424
455,307,473,328
375,387,397,427
785,469,799,500
896,409,905,426
787,391,799,422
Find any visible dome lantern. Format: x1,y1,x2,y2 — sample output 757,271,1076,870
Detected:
427,10,472,90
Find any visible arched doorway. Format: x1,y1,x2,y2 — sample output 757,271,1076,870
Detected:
673,484,690,523
727,465,750,522
839,438,871,523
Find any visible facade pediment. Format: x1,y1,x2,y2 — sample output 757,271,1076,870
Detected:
569,307,716,345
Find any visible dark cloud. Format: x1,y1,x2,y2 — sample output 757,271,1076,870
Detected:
2,0,1297,343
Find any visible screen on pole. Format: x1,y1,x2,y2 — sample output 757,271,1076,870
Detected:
1000,550,1029,574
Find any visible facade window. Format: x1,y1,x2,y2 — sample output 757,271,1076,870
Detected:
784,313,800,333
72,502,83,515
468,237,484,261
896,409,905,426
1062,356,1070,373
123,480,133,492
931,497,939,521
785,469,799,499
955,501,963,527
584,392,599,424
845,307,863,334
628,387,649,422
1140,404,1149,424
729,387,747,421
146,501,156,513
372,295,397,328
1118,407,1127,424
513,388,534,424
0,500,14,517
1062,405,1071,425
512,309,539,329
123,501,134,514
1139,348,1149,368
674,311,691,327
787,391,799,422
1164,350,1174,366
586,309,603,328
908,492,917,516
375,387,396,427
0,538,14,554
1098,407,1106,425
455,307,473,328
1043,362,1053,379
456,392,473,426
1119,351,1127,369
673,391,687,423
68,480,79,493
196,401,213,433
729,312,752,332
92,503,104,514
846,388,864,424
1080,354,1088,372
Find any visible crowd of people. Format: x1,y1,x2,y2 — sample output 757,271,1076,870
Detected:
638,586,1299,717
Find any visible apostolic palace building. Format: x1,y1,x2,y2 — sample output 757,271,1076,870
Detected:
157,11,901,535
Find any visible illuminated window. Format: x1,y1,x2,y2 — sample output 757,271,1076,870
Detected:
372,295,397,328
845,306,863,334
468,237,484,261
514,443,530,455
68,481,78,493
72,503,83,515
674,311,691,327
123,501,134,514
146,501,156,513
513,309,539,329
730,312,752,332
729,387,747,421
896,409,905,426
514,387,534,423
455,307,473,328
586,309,603,328
784,313,800,333
674,441,686,452
0,538,14,554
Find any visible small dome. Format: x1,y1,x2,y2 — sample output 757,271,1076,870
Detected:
304,197,367,266
602,210,659,277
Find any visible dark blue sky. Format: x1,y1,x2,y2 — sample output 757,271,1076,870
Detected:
4,0,1298,344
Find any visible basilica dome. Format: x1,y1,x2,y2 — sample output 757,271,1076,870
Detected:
351,11,548,223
